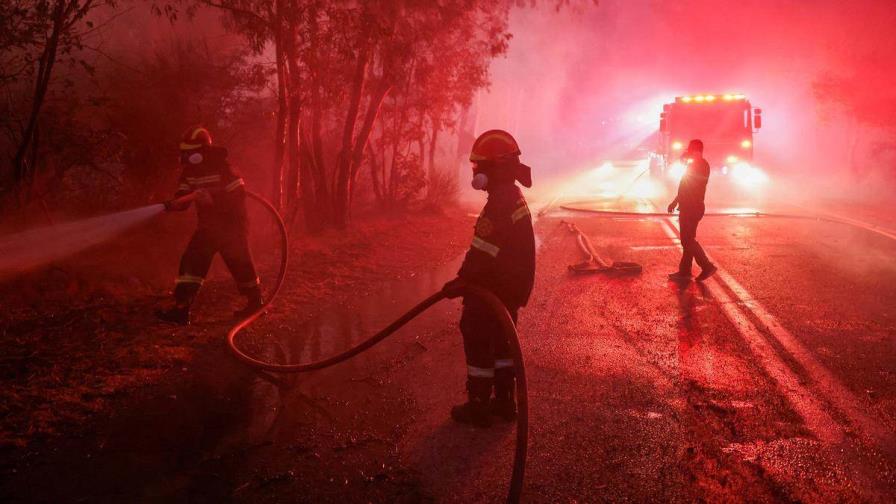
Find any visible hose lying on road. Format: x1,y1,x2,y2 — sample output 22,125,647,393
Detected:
559,205,896,242
232,192,527,504
561,220,642,275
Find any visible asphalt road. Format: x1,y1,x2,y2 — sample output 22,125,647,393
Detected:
4,181,894,503
521,192,896,502
396,185,896,502
268,186,896,502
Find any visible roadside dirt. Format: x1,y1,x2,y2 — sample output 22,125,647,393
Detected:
0,207,473,503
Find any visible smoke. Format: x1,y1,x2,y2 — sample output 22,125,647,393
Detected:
0,205,164,280
475,0,896,203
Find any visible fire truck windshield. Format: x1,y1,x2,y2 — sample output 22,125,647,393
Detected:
669,105,749,140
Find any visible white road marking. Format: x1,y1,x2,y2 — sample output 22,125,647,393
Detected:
649,200,895,452
629,244,729,251
789,203,896,242
716,268,896,451
653,215,845,443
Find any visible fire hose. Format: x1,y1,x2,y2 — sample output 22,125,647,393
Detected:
558,204,896,242
217,191,528,504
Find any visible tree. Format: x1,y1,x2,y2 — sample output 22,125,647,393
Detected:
813,3,896,182
0,0,116,203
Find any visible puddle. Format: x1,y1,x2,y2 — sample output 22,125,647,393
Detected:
243,256,464,439
275,257,462,364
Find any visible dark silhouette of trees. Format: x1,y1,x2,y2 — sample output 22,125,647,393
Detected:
179,0,513,229
1,0,116,205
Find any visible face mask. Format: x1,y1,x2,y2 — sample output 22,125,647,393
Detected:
188,152,204,165
471,172,488,191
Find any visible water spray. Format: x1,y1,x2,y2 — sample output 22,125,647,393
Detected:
0,204,166,279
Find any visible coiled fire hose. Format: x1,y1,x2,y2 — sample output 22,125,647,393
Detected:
230,191,528,504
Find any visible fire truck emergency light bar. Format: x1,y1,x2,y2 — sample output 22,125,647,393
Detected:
676,94,746,103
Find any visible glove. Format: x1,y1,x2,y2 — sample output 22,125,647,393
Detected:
164,198,192,212
195,189,213,206
441,277,467,299
667,202,677,214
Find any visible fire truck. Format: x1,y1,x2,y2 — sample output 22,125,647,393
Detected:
652,94,766,187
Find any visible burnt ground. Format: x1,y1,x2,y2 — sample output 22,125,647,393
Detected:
0,208,473,503
2,191,896,503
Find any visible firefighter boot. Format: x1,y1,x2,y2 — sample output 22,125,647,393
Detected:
491,368,517,422
157,281,199,325
234,287,264,319
156,304,190,326
451,377,492,428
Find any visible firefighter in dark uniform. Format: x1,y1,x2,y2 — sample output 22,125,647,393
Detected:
667,139,717,282
156,126,263,325
442,130,536,428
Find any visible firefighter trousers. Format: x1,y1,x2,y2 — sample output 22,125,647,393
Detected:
174,227,260,307
678,211,712,274
460,297,519,401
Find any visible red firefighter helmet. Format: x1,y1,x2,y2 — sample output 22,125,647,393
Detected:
469,129,521,162
180,126,212,151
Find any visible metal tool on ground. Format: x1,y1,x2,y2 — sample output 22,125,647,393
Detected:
561,220,643,275
226,193,527,504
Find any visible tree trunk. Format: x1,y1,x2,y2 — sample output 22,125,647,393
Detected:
455,104,474,185
271,0,288,209
283,1,302,209
428,119,439,181
333,42,370,228
285,99,301,207
299,122,321,232
13,0,67,200
348,83,391,204
369,140,383,204
306,4,331,227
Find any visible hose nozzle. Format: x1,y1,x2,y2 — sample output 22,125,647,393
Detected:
164,192,197,212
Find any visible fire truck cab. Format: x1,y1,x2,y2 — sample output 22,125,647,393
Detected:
653,94,765,187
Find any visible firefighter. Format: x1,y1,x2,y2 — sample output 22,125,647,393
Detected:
442,130,536,428
667,139,717,282
156,126,263,325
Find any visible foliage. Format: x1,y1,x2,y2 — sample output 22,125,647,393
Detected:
812,3,896,181
100,38,270,203
0,0,117,205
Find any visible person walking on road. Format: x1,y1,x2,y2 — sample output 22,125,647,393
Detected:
667,139,717,282
442,130,536,428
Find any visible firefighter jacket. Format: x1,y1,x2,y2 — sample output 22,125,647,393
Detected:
458,182,536,308
175,146,249,233
676,158,710,214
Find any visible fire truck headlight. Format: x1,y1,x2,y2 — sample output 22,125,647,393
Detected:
672,141,683,151
667,162,686,181
731,163,768,187
726,155,739,164
741,139,752,149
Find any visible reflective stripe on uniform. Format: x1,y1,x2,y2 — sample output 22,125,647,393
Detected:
471,236,500,257
186,175,221,185
178,184,191,192
467,365,495,378
225,178,245,192
175,274,204,285
238,277,260,288
495,358,515,369
511,204,530,223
